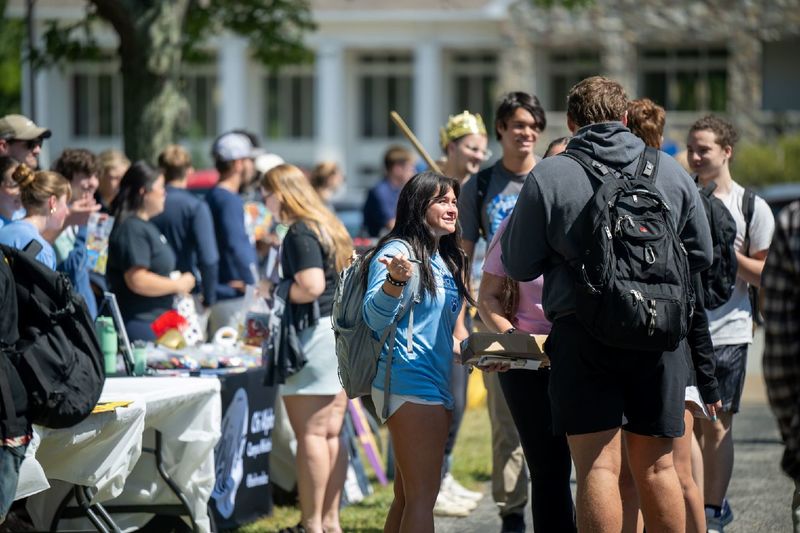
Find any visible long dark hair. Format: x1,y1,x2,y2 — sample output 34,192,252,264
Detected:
361,171,473,304
110,160,161,222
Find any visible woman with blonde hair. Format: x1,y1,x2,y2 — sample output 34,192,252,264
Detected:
95,148,130,212
260,163,353,533
0,164,71,268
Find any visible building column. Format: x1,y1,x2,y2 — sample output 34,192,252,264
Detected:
413,42,442,162
601,25,636,97
729,31,763,141
315,42,346,167
217,34,249,134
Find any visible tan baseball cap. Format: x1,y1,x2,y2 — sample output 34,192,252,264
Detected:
0,114,52,141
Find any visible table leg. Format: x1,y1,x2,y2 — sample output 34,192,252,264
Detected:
153,430,201,533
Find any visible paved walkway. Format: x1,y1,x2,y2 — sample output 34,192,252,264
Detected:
436,336,793,532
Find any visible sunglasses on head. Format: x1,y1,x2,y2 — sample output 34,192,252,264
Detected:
10,138,43,150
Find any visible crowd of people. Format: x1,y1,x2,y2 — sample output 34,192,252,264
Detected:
1,69,799,533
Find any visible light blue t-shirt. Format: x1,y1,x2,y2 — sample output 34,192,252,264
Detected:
0,219,56,269
363,240,462,409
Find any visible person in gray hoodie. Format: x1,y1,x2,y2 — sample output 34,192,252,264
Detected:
501,76,712,532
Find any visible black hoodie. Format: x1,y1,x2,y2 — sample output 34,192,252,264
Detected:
501,121,712,321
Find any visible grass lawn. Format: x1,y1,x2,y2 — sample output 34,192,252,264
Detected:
236,402,492,532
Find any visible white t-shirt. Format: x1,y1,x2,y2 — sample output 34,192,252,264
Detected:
706,180,775,346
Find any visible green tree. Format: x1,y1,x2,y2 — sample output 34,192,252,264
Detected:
0,0,23,115
25,0,314,162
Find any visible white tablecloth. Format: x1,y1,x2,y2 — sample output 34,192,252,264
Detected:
19,376,221,533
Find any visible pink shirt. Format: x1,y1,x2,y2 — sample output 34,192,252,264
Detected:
482,218,551,335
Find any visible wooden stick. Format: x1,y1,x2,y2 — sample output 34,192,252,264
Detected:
390,110,442,174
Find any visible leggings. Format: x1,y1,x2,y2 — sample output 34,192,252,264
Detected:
499,368,577,533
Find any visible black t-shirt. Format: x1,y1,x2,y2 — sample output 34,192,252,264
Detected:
107,216,177,323
280,220,336,326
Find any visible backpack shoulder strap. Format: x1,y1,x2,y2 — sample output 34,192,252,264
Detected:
23,239,43,258
559,149,619,183
742,188,756,256
474,166,494,239
633,146,660,182
378,238,421,420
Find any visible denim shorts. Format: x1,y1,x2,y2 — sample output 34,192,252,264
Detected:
0,443,27,524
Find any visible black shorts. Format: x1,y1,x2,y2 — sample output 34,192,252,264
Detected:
713,343,748,414
546,315,689,438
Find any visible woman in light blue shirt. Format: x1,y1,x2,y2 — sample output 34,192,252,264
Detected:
361,171,472,533
0,164,70,269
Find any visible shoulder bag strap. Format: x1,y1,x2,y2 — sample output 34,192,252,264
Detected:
378,239,420,420
475,167,494,240
742,188,756,257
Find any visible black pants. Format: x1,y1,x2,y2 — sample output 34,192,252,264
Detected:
499,368,576,533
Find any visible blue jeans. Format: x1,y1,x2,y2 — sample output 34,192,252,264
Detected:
0,444,27,524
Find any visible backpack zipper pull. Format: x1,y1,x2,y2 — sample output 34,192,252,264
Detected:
605,225,612,239
630,290,644,305
647,299,658,336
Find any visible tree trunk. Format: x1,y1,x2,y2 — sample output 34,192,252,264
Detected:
94,0,191,162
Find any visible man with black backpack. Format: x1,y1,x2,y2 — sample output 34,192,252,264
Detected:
502,76,712,532
458,91,546,533
687,115,775,533
0,249,29,525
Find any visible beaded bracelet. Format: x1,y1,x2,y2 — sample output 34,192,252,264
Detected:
385,272,408,287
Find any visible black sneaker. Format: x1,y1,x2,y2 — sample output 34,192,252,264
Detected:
500,513,526,533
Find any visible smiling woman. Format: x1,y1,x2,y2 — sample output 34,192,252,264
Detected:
359,171,473,533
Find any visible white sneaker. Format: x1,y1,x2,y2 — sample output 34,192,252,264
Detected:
441,473,483,502
433,491,473,517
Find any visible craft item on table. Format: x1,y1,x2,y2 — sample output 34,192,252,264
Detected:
86,212,115,274
174,293,204,345
157,328,187,350
460,332,549,368
151,309,188,338
149,354,200,370
214,326,238,348
91,400,133,414
243,286,271,347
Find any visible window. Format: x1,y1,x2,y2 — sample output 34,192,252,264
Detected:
357,53,413,138
72,72,122,137
548,50,602,111
450,52,498,125
263,67,315,139
182,73,219,137
639,46,728,112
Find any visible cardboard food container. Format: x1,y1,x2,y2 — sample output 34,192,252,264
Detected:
460,332,549,367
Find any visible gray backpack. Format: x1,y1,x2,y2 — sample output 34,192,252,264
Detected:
331,239,419,420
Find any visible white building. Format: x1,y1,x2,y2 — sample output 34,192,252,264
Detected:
7,0,800,191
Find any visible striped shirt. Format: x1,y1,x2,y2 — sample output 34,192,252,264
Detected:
762,200,800,479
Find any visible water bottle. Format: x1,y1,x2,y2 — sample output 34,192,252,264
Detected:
95,316,118,375
132,340,147,376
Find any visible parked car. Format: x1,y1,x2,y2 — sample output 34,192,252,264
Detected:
755,182,800,216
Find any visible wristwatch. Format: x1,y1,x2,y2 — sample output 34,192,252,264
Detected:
504,327,516,334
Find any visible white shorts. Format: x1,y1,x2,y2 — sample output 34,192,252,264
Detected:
371,386,442,424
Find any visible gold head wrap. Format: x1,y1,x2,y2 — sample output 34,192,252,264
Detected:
439,111,487,150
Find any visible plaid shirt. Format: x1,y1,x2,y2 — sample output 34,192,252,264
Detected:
763,200,800,480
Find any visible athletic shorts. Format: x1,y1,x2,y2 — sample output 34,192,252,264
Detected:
713,343,748,414
546,315,689,438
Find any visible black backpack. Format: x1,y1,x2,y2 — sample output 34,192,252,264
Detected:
697,181,739,309
0,241,105,429
563,147,694,352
